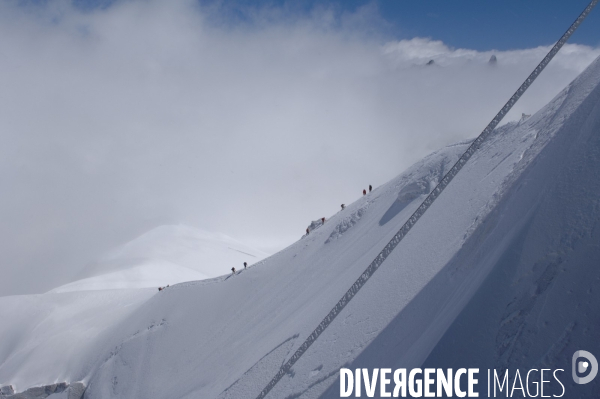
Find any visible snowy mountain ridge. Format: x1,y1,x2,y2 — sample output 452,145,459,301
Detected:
1,55,600,398
50,225,269,293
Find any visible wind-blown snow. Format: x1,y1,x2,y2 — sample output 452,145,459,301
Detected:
2,56,600,398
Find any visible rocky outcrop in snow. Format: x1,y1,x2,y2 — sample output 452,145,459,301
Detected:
0,382,84,399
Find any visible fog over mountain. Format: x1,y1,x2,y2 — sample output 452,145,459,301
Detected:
1,0,599,297
1,45,599,398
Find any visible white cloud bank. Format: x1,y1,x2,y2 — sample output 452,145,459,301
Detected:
1,0,598,295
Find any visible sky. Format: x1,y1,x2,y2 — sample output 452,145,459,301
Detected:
193,0,600,50
1,0,600,295
65,0,600,50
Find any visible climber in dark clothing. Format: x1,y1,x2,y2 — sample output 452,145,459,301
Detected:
341,204,345,210
306,228,310,235
244,262,247,269
231,267,236,275
369,184,372,192
321,217,325,224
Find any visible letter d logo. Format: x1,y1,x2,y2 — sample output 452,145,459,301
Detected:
572,350,598,384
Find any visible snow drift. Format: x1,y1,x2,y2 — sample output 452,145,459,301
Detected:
2,56,600,398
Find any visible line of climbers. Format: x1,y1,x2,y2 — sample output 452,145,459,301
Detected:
159,183,376,289
159,260,250,290
305,184,372,236
231,261,248,275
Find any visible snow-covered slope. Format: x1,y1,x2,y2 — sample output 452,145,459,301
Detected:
2,56,600,398
50,225,269,293
0,289,155,396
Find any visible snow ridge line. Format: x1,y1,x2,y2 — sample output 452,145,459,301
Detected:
255,2,598,398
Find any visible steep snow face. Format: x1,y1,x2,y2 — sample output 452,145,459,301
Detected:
0,289,155,392
421,56,600,397
2,56,600,398
50,225,269,292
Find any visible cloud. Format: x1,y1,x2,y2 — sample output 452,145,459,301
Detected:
1,0,598,295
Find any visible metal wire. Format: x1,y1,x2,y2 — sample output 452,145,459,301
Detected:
255,2,599,398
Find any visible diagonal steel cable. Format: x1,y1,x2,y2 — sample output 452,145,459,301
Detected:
255,2,598,398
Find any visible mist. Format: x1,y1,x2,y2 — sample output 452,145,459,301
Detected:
1,0,599,295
